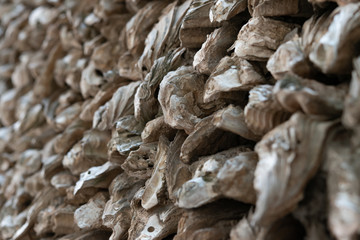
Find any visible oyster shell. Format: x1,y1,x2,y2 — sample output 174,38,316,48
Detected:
180,0,221,48
137,1,192,75
253,113,337,226
248,0,313,17
204,56,266,103
343,56,360,131
306,3,360,74
326,129,360,240
244,85,291,136
273,75,346,119
0,0,359,239
209,0,247,23
193,23,239,75
231,17,298,61
158,66,207,134
213,105,261,141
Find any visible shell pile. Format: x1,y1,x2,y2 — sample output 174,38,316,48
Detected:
0,0,359,239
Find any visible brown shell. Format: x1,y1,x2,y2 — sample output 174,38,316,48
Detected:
158,66,206,134
273,75,346,119
0,0,359,239
73,162,122,195
93,81,140,131
193,23,239,75
137,1,192,76
102,173,145,239
244,85,291,136
180,113,244,164
125,1,170,57
210,0,247,23
213,105,261,141
175,200,249,240
121,142,158,180
248,0,313,17
141,136,169,210
141,116,177,143
326,129,360,240
134,48,187,124
179,0,221,48
231,17,298,61
343,56,360,129
304,3,360,74
253,113,338,226
177,147,257,209
204,56,266,103
62,129,110,175
266,36,315,80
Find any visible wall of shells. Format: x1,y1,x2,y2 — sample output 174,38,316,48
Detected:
0,0,359,239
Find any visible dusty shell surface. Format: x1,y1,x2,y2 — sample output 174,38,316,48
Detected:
134,48,187,124
343,56,360,131
193,22,239,75
0,1,359,240
326,129,360,240
204,56,266,102
158,66,207,134
231,17,298,61
141,136,169,210
210,0,247,23
273,76,346,119
213,105,261,141
74,192,109,230
180,0,221,49
306,3,360,74
175,199,249,240
266,35,315,80
179,112,245,164
177,148,257,208
244,85,291,135
253,113,337,226
248,0,313,17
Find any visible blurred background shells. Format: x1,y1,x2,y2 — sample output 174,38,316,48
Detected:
0,0,359,240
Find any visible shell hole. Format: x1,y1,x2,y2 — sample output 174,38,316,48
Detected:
95,69,103,77
147,226,155,232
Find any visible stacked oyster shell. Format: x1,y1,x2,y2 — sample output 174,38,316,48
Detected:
0,0,359,239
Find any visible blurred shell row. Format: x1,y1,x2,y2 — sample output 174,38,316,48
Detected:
0,0,359,239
